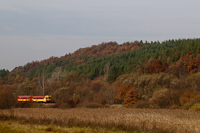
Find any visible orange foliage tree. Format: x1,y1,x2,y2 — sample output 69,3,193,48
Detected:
179,92,198,106
124,88,139,108
116,85,139,107
115,85,131,100
148,59,169,74
153,59,162,73
187,54,200,73
175,52,200,77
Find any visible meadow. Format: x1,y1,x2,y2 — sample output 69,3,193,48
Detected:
0,108,200,133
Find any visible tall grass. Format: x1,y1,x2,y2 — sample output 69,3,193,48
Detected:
0,108,200,132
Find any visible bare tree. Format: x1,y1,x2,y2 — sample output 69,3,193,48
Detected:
38,70,46,96
105,86,116,105
104,62,110,81
51,67,64,81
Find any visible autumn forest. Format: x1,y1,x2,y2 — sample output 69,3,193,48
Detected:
1,38,200,110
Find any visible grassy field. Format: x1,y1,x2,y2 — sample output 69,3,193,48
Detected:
0,108,200,132
0,120,129,133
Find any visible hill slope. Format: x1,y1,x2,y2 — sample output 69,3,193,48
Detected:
0,38,200,109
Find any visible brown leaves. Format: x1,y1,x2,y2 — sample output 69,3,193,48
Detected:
0,85,16,109
116,85,139,107
148,59,169,74
175,52,200,76
115,85,131,100
179,92,198,106
124,88,139,108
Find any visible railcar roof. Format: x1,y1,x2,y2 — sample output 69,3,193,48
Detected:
18,95,51,97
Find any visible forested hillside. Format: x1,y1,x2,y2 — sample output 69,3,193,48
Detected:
0,38,200,109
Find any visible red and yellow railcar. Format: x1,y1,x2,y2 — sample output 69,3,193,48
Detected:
17,95,51,103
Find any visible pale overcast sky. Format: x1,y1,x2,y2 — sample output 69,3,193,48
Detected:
0,0,200,70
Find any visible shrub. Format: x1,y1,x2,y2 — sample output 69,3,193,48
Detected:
89,80,104,93
185,72,200,91
149,89,179,109
189,103,200,111
179,92,198,106
182,93,200,110
0,86,16,109
84,102,105,108
55,98,78,108
45,126,59,132
134,100,150,109
16,102,32,108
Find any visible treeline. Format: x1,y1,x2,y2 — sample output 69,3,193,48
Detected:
13,41,142,74
22,38,200,82
0,38,200,109
0,69,9,78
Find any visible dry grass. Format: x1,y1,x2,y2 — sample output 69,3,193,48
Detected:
0,108,200,132
0,120,127,133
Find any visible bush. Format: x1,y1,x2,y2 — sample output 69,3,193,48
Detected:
16,102,32,108
186,72,200,91
0,86,16,109
182,93,200,110
84,102,105,108
179,92,198,106
54,98,78,108
149,89,180,109
134,100,150,109
189,103,200,111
